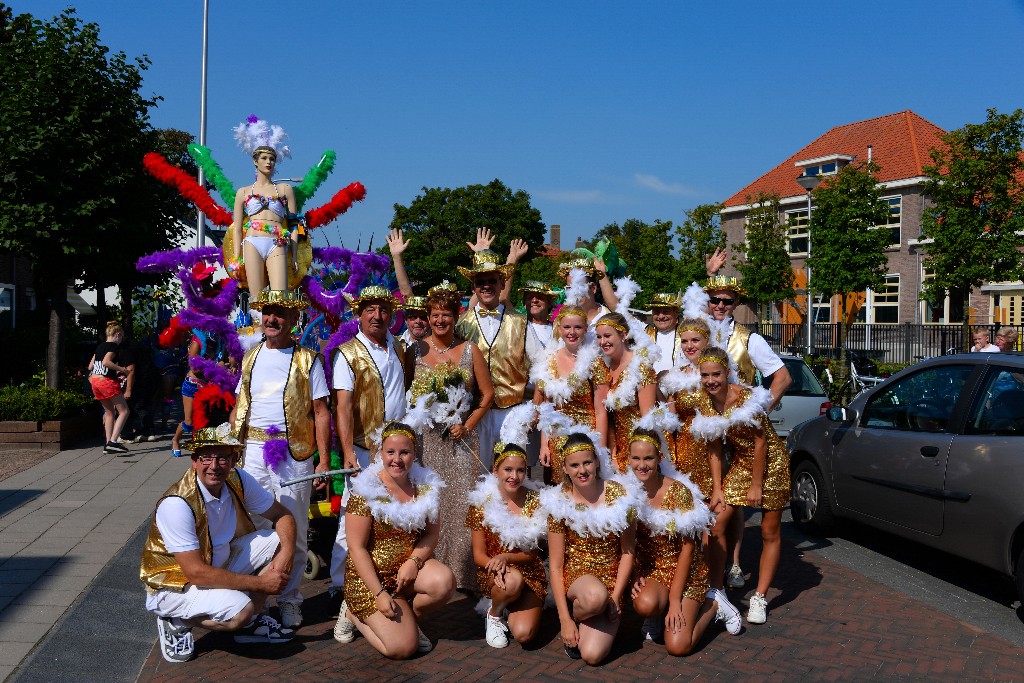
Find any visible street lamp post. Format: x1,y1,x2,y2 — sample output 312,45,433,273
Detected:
195,0,210,248
796,174,821,355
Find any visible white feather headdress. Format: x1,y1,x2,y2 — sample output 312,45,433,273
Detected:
234,114,291,160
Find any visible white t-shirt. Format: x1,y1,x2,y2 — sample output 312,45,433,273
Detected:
235,346,329,430
332,332,407,422
972,344,999,353
155,468,274,569
474,305,505,345
742,324,785,378
653,329,677,374
525,322,553,365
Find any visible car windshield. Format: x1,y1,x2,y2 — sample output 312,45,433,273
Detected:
769,358,826,397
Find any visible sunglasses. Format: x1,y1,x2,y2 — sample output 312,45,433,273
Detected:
475,277,500,286
197,454,235,465
708,296,736,306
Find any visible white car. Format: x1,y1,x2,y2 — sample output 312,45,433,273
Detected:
762,355,830,437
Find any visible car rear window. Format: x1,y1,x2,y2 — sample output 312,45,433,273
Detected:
772,358,826,397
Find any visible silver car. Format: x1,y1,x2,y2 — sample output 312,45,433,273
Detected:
787,353,1024,600
763,355,830,437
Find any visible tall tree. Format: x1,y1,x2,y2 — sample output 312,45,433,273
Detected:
921,108,1024,350
389,179,546,290
806,161,892,377
588,219,676,298
0,7,158,387
732,192,795,321
675,203,726,286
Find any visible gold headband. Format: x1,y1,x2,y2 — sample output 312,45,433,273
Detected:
381,425,416,445
561,442,595,458
492,442,526,468
597,319,628,335
696,354,729,368
678,323,709,338
628,433,662,452
555,305,587,322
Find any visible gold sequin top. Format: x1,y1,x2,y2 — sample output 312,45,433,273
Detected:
671,392,712,498
548,480,636,594
465,489,548,600
636,480,697,587
609,361,657,472
540,356,608,484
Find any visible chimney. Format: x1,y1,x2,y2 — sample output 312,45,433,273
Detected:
575,235,585,249
550,224,561,251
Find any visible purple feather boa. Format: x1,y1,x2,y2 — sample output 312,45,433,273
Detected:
179,270,238,317
137,246,222,274
303,275,350,317
189,356,240,393
262,425,289,471
177,309,244,362
320,319,361,387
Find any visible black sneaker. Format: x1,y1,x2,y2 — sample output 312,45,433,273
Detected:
233,614,294,644
156,616,194,663
564,644,582,660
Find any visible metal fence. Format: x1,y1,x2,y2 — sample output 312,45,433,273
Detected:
756,322,1024,364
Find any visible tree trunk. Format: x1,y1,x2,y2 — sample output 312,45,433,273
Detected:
961,288,972,352
45,275,67,390
119,283,134,338
95,284,108,337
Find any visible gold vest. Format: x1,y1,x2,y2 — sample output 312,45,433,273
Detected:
456,309,528,408
139,467,256,592
726,323,757,385
233,342,321,461
646,324,683,367
332,336,408,451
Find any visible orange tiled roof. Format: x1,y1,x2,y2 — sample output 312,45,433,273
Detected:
723,110,948,208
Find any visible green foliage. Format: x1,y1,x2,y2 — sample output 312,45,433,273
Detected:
389,179,546,290
806,162,892,302
0,385,92,421
511,250,573,307
732,193,795,318
675,203,726,286
921,108,1024,349
585,219,677,296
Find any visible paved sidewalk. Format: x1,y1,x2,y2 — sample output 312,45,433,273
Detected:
0,440,187,682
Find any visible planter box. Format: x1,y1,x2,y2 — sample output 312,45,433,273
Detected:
0,414,94,451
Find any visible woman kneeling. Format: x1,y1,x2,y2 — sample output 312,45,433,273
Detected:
543,433,637,665
467,442,548,648
336,423,455,658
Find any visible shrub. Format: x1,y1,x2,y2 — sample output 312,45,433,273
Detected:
0,385,93,422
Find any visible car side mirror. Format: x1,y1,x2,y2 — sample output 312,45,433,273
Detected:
826,406,847,422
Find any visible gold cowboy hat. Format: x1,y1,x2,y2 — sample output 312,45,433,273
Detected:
557,257,605,281
518,280,558,297
703,275,746,297
649,292,682,309
404,295,428,313
250,289,309,311
456,250,515,281
187,423,243,454
427,280,462,298
343,285,403,313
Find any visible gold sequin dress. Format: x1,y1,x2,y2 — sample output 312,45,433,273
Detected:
343,493,424,620
671,389,712,499
635,480,709,603
537,355,609,483
608,361,657,472
413,343,480,590
692,388,790,511
465,489,548,601
547,481,636,594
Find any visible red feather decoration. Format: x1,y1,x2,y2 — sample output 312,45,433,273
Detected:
157,315,190,349
143,153,233,226
191,383,237,430
305,182,367,229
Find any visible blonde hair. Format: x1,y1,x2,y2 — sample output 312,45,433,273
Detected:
696,346,730,370
595,312,630,337
678,317,710,340
105,321,124,340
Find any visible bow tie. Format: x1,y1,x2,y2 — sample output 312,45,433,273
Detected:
477,308,501,318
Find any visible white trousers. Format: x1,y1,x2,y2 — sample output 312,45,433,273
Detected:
243,441,313,607
329,444,371,589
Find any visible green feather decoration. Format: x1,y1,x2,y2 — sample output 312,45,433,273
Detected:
572,239,627,278
187,144,236,207
294,150,337,210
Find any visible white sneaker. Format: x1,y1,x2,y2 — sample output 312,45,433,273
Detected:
747,592,768,625
333,600,356,643
484,612,510,648
711,588,742,635
279,601,302,629
640,616,663,642
156,616,194,663
233,614,294,644
726,563,745,589
416,626,433,653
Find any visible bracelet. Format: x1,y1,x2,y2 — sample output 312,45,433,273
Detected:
375,587,387,597
409,555,425,570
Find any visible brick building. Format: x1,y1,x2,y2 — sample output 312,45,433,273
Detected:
719,110,1019,330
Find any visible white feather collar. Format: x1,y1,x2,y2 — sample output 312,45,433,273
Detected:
539,478,638,538
604,347,654,411
349,461,445,533
466,475,548,551
530,332,602,406
630,460,714,539
690,386,772,442
658,363,701,396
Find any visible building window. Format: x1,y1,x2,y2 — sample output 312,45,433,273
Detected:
876,195,902,246
801,162,838,177
811,294,831,323
920,268,963,323
0,284,13,329
786,208,809,255
854,274,900,323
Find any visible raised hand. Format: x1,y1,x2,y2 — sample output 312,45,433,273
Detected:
387,228,410,256
467,227,495,252
705,247,727,276
507,238,529,264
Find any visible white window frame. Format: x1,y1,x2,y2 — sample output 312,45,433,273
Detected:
866,274,900,323
920,267,959,323
786,208,809,256
875,195,902,248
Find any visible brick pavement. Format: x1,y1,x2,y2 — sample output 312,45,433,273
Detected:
136,532,1024,682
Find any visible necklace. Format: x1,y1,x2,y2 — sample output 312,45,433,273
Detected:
430,336,456,355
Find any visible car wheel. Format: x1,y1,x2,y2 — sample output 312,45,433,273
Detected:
304,549,322,580
791,460,835,534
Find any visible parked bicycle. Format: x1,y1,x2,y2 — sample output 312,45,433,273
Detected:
833,359,886,406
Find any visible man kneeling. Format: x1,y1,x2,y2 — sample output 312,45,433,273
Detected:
140,424,298,663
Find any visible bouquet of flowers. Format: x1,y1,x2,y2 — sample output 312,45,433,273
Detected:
408,363,473,432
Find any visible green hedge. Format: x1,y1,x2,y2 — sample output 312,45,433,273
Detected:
0,385,93,422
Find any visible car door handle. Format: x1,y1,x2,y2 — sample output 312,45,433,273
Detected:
920,446,940,457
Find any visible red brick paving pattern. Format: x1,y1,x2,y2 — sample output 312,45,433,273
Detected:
137,539,1024,682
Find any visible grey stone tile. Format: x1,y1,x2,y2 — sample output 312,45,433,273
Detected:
0,619,53,642
10,588,85,607
0,603,66,624
0,639,33,665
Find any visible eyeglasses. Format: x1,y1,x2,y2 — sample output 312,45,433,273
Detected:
197,454,236,465
708,297,735,306
475,277,500,286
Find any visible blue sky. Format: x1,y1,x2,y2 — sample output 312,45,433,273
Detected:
22,1,1024,252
